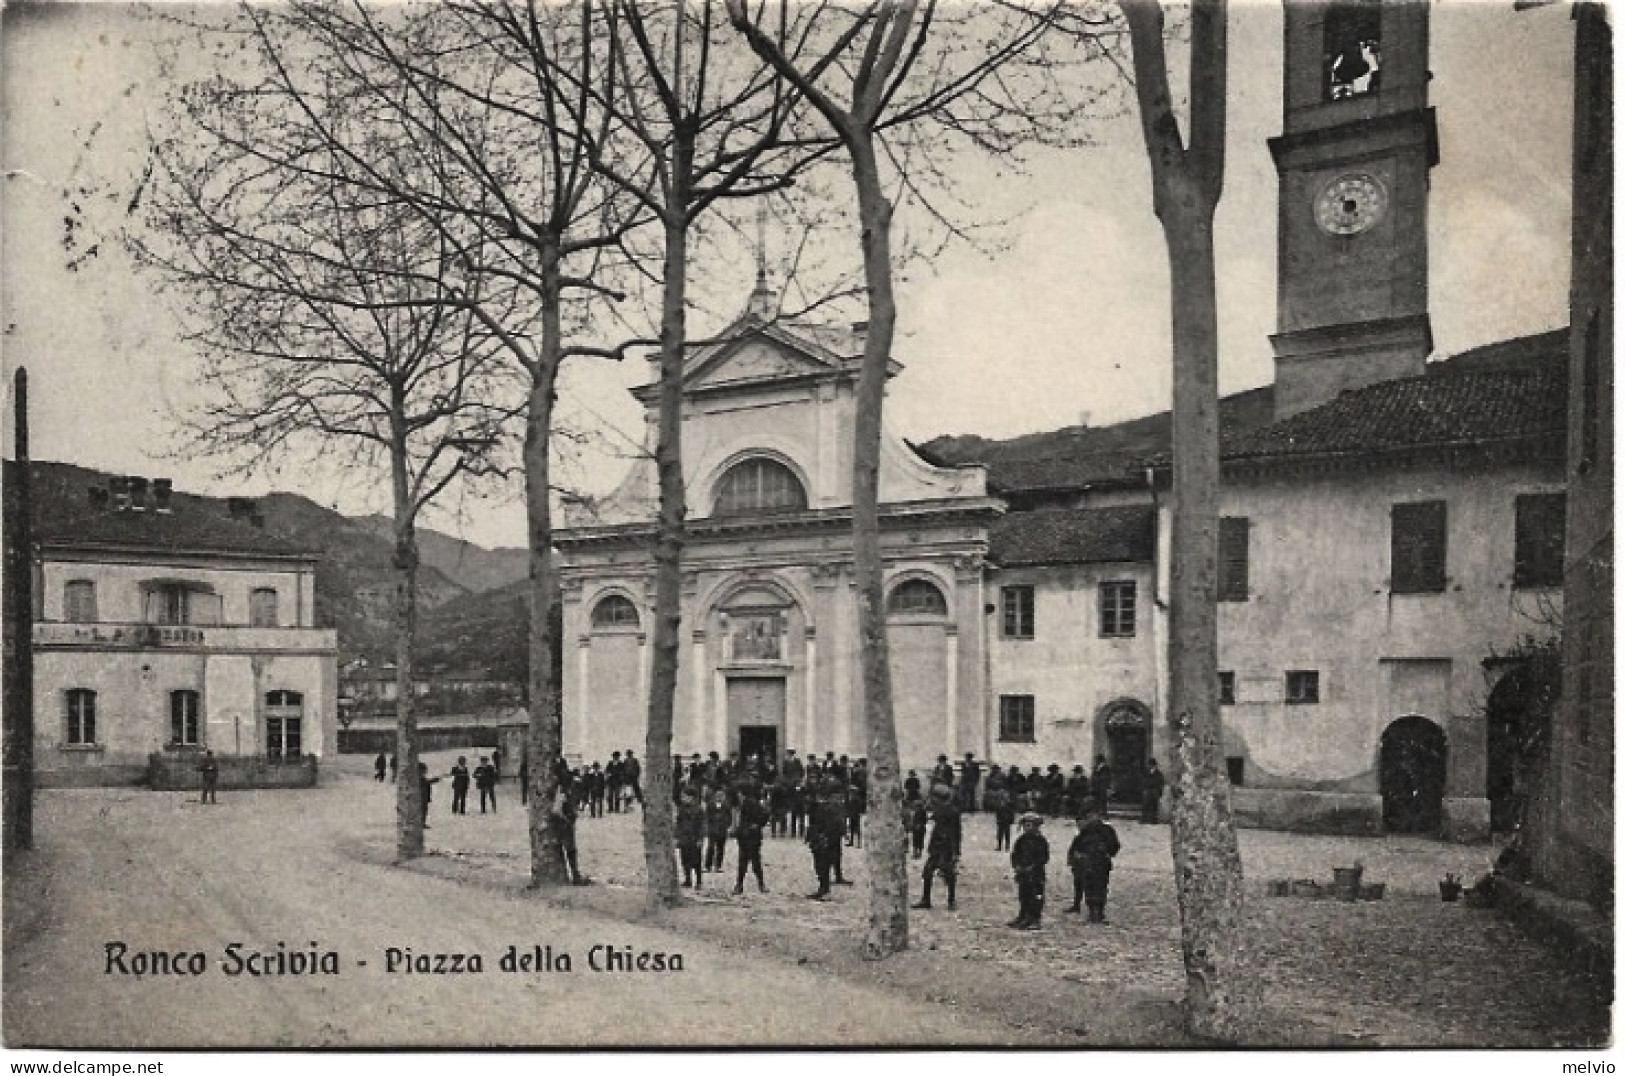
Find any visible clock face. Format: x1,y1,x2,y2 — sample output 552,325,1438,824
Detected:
1315,173,1388,236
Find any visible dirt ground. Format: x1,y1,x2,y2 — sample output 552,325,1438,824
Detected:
4,753,1612,1049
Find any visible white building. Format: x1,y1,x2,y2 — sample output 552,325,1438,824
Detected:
31,476,338,786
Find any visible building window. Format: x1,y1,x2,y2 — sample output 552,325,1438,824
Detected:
1514,493,1567,589
1391,501,1447,594
65,689,97,745
1219,671,1236,706
170,690,201,746
712,457,808,517
1226,757,1247,786
1100,581,1137,638
249,588,279,627
142,583,223,626
998,695,1036,743
1323,0,1381,100
1001,585,1034,639
1218,517,1249,602
590,594,640,630
1286,670,1320,705
265,690,303,760
63,580,97,623
887,578,947,617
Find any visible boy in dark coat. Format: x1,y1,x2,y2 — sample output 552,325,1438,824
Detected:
905,789,929,858
1008,812,1049,929
704,788,732,873
732,786,769,894
676,788,706,888
1067,801,1122,921
912,785,961,910
993,787,1017,850
374,751,388,782
804,780,841,900
474,756,498,813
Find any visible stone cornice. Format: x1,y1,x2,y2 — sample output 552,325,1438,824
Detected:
557,498,1005,550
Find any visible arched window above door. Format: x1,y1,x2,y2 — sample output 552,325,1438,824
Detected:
591,593,641,630
887,578,948,617
712,457,808,517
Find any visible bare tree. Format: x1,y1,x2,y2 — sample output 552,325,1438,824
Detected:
139,72,520,861
196,0,648,885
728,0,1097,957
1118,0,1258,1039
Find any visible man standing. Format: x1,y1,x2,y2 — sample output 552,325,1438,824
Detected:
197,750,220,804
606,751,624,813
733,783,769,894
373,751,388,782
804,778,842,900
418,762,440,830
552,776,588,885
624,749,643,808
1141,758,1166,824
959,752,981,813
912,785,961,910
474,756,498,814
450,756,471,815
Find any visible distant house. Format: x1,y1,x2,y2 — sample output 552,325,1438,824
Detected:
31,476,338,786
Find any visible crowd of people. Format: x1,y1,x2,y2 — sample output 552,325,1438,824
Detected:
385,743,1166,929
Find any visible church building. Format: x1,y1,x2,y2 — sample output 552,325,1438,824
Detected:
557,0,1570,840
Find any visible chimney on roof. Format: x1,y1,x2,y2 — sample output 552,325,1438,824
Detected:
127,476,149,511
153,479,173,514
109,476,130,511
1077,411,1092,429
88,486,110,510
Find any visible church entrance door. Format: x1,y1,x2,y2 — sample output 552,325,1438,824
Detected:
727,677,785,764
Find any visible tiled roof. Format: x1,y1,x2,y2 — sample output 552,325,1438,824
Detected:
989,506,1155,567
922,330,1567,493
33,487,313,560
1221,365,1566,462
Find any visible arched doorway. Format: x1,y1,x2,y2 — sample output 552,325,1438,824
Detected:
1379,715,1447,834
1100,699,1151,805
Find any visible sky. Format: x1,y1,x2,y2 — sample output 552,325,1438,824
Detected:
1,1,1577,550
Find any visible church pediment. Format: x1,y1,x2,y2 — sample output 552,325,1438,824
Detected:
686,332,841,391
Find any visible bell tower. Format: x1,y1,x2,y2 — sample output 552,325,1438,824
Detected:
1268,0,1439,420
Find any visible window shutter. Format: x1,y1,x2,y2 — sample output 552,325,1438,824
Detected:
1392,501,1447,593
1219,518,1250,602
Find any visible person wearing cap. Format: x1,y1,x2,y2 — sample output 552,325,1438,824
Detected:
804,776,842,899
1008,811,1050,929
732,781,770,895
1067,800,1122,922
475,755,498,814
993,783,1018,851
912,784,962,910
676,786,706,889
823,776,854,885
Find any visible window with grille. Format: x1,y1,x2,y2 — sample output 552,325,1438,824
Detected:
170,690,201,746
1001,585,1034,639
1391,501,1447,594
1099,581,1137,637
63,580,97,623
1218,517,1249,602
591,594,640,630
1514,493,1567,589
712,457,808,516
888,579,947,616
1286,670,1320,705
65,689,97,745
998,695,1036,743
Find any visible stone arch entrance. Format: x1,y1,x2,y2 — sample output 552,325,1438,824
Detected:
709,577,808,762
1379,715,1447,834
1098,698,1152,805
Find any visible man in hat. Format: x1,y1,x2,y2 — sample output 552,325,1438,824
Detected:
1009,811,1050,929
912,784,961,910
1141,758,1166,824
1067,800,1122,922
804,776,843,899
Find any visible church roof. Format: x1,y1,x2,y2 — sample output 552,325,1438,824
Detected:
922,328,1568,494
988,505,1156,567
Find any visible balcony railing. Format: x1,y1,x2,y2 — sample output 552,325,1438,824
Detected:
34,621,337,651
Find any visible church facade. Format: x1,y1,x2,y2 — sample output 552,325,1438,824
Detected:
556,0,1571,840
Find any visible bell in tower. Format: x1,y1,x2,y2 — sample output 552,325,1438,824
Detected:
1268,0,1439,421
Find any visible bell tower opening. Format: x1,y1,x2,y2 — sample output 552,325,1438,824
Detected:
1269,0,1438,421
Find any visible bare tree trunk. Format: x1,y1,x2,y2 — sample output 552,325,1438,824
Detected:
850,137,908,958
527,240,568,887
392,416,424,861
643,154,692,912
3,368,34,854
1120,0,1256,1039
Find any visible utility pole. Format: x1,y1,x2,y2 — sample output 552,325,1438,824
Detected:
4,366,35,853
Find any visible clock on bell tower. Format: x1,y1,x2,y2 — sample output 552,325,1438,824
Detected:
1268,0,1439,420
